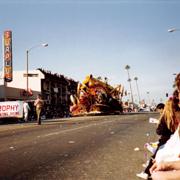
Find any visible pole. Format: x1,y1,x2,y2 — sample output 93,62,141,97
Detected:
127,69,134,104
135,79,141,103
147,92,150,105
26,50,29,98
2,34,7,101
25,43,48,98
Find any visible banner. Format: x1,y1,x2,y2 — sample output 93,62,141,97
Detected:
0,101,23,118
4,30,13,82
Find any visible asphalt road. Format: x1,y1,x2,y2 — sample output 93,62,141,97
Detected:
0,113,159,180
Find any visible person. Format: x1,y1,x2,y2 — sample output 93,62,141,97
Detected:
175,73,180,108
149,103,165,124
23,101,30,122
150,160,180,180
175,73,180,92
137,73,180,180
154,124,180,164
155,103,165,115
148,74,180,180
150,123,180,179
137,95,179,179
34,94,44,125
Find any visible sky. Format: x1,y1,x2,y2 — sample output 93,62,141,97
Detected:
0,0,180,104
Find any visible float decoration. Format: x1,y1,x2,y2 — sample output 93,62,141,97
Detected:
70,74,124,116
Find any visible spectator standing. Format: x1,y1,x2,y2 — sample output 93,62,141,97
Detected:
34,94,44,125
23,101,30,122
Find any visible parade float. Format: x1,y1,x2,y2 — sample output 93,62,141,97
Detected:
70,75,124,116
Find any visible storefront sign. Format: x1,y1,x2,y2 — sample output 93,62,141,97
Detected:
0,101,23,118
4,30,13,82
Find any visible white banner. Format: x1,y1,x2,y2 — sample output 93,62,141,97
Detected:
0,101,23,118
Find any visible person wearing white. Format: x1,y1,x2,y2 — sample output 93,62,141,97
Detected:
155,125,180,163
150,160,180,180
23,101,30,122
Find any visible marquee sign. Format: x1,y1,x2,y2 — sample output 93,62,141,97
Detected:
4,30,13,82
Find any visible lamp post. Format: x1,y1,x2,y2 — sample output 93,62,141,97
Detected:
168,28,180,33
26,43,48,97
125,65,134,104
134,77,141,103
168,27,179,88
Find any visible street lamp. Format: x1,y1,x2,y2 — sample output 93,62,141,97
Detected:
26,43,48,97
168,28,179,88
134,77,141,103
168,28,180,33
125,65,134,104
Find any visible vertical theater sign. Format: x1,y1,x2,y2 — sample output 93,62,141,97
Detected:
4,30,13,82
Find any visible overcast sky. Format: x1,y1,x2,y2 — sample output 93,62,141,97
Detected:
0,0,180,104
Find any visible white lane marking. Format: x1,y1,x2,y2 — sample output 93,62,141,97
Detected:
40,120,113,138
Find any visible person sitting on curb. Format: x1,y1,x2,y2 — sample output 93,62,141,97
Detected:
137,94,179,180
149,160,180,180
137,73,180,180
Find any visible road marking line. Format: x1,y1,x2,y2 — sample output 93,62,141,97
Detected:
41,120,113,138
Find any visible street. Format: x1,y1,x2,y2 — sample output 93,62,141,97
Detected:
0,113,158,180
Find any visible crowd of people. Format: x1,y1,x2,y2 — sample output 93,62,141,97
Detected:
137,73,180,180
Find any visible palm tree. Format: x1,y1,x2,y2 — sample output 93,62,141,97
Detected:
125,65,134,104
134,77,141,103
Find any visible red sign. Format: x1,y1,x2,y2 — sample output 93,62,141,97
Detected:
4,30,13,82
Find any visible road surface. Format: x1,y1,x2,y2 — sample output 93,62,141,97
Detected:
0,113,159,180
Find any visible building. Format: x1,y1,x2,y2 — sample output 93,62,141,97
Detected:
0,68,78,118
